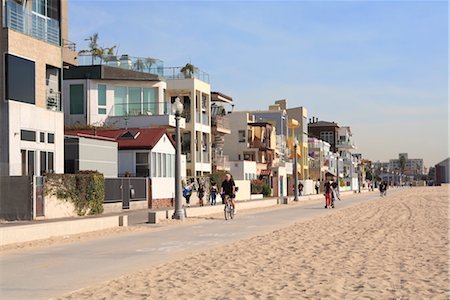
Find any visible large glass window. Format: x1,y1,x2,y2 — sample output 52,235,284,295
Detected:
114,86,127,116
136,153,149,177
143,88,157,115
6,54,35,104
70,84,84,114
238,130,246,143
48,152,54,172
28,151,35,177
128,87,142,115
98,84,107,114
21,130,36,142
40,151,47,175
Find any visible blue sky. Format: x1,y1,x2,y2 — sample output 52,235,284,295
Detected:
69,0,448,167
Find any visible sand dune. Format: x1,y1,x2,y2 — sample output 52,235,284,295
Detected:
59,186,449,299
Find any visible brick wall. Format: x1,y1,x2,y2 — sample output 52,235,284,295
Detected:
151,198,174,209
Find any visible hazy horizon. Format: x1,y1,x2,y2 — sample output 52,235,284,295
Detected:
69,0,448,168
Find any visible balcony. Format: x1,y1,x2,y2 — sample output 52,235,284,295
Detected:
78,54,164,77
163,67,210,83
4,0,60,46
211,115,231,134
336,140,356,150
106,102,185,129
46,79,61,111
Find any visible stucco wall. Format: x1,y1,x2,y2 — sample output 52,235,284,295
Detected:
9,101,64,175
44,194,77,219
78,137,118,177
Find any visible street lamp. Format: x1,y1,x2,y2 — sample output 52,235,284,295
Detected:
172,97,184,220
293,138,299,202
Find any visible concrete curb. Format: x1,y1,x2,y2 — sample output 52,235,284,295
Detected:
0,216,123,246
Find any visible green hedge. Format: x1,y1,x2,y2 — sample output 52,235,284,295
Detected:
45,171,104,216
251,179,271,196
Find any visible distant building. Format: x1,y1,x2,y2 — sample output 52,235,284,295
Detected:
435,158,449,185
389,153,424,177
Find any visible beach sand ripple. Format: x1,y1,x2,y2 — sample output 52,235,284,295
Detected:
59,187,449,300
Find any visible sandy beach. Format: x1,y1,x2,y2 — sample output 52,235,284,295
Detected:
59,186,449,299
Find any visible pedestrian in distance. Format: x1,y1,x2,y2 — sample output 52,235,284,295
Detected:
210,182,218,206
315,180,320,194
298,182,304,196
324,180,332,208
183,182,193,207
198,182,205,207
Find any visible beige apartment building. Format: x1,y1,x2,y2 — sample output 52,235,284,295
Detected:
0,0,76,176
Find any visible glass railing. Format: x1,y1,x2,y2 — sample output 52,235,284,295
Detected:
46,79,61,111
202,113,209,126
163,67,210,83
110,102,171,117
78,54,164,77
4,0,60,46
202,152,210,163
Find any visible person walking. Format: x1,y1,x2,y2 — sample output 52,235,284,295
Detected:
298,182,304,196
324,180,332,208
197,182,205,207
315,180,320,194
183,182,193,207
210,182,218,206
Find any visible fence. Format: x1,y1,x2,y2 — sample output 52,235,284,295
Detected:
105,177,147,209
0,176,33,220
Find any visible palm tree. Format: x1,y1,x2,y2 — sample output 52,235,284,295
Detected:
144,58,157,73
180,63,195,78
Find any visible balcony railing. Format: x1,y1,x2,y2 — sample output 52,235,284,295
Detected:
211,115,230,131
163,67,210,83
63,39,76,51
109,102,171,117
78,54,164,77
4,0,60,46
195,112,210,125
336,140,356,149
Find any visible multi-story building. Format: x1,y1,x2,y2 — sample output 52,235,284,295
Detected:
165,66,211,177
435,158,449,185
211,92,233,173
282,101,309,180
308,118,340,153
308,137,336,185
389,153,424,177
336,126,358,190
0,0,76,176
62,58,175,130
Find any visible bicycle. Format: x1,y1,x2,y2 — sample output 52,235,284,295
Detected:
222,194,235,220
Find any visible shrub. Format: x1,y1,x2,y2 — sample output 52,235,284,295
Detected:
45,171,104,216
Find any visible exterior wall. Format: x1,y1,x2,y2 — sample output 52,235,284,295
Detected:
435,158,449,184
229,160,257,180
286,107,309,179
78,137,118,177
167,78,211,176
234,180,251,201
9,101,64,175
43,194,77,219
151,177,175,199
223,112,252,161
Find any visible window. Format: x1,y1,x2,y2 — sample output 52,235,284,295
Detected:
128,87,142,115
143,88,157,115
136,153,149,177
40,151,47,175
158,153,163,177
151,152,157,177
6,54,35,104
48,133,55,144
98,84,107,114
48,152,54,172
238,130,245,142
114,86,127,116
320,131,334,145
40,132,45,143
70,84,84,114
28,151,35,176
21,130,36,142
21,150,26,176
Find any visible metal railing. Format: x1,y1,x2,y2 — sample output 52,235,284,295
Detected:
63,39,76,51
163,67,210,83
4,0,60,46
46,79,61,111
78,54,164,77
109,102,171,117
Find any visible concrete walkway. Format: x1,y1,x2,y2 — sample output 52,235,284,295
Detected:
0,190,393,300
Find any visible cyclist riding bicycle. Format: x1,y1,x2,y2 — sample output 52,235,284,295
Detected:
220,173,236,213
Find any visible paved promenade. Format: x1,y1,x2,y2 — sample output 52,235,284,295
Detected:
1,190,392,299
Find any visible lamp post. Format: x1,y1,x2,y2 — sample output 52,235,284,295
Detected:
172,97,184,220
293,138,299,201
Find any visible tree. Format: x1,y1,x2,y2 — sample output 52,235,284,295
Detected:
180,63,196,78
133,58,145,72
79,33,116,64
